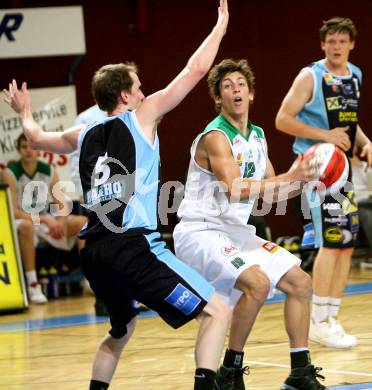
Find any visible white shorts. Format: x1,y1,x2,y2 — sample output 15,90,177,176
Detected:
173,221,301,308
15,217,76,251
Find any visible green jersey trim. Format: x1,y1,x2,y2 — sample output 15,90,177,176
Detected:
7,159,51,180
203,114,264,144
37,161,52,177
7,161,23,180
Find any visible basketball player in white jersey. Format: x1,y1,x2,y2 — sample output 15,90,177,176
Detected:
173,59,327,390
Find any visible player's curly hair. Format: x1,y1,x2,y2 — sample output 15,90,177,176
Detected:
207,59,255,112
92,62,138,113
320,17,357,42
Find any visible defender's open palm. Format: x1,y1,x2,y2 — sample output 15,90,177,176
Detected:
216,0,229,35
3,80,30,116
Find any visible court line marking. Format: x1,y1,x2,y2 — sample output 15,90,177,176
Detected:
133,358,157,363
0,282,371,333
329,386,372,390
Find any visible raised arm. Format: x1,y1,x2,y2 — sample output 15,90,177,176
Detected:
3,80,83,153
275,70,351,151
136,0,229,135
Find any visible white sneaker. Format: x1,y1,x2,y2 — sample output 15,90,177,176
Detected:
328,317,357,348
28,284,48,304
309,318,357,348
309,320,330,344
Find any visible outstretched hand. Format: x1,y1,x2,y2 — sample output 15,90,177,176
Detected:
288,153,320,182
3,79,31,116
216,0,229,35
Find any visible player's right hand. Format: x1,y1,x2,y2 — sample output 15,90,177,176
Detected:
288,153,320,182
326,126,351,151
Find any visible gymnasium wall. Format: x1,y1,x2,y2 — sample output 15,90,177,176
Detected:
1,0,371,237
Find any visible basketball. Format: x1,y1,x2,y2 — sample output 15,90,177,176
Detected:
304,143,349,194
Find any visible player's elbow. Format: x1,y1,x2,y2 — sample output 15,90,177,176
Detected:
187,61,208,81
275,111,285,132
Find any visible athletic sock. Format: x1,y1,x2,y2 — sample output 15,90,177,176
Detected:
223,348,244,368
290,349,311,369
194,368,216,390
311,295,329,323
89,380,109,390
26,270,38,286
328,297,341,318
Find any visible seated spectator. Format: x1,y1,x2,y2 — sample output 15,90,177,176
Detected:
350,155,372,251
2,133,87,303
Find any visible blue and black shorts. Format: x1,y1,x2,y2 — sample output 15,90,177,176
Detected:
80,230,214,338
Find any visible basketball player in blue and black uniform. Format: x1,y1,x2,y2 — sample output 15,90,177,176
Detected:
276,17,372,349
3,2,231,389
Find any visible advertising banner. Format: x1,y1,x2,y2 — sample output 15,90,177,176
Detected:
0,185,28,312
0,6,85,59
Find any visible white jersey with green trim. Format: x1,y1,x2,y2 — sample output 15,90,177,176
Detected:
177,114,268,226
7,159,53,215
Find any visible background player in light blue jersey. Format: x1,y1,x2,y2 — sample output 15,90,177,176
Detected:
3,2,231,389
276,17,372,349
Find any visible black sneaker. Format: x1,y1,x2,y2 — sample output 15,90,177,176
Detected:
215,364,249,389
281,364,327,390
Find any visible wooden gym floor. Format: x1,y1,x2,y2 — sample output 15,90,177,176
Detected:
0,267,371,390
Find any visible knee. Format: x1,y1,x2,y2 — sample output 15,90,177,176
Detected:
104,317,137,354
240,269,270,305
101,334,126,357
290,270,312,299
18,220,34,238
75,215,87,229
204,294,231,324
68,215,87,235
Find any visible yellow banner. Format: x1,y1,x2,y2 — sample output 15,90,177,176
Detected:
0,186,27,311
